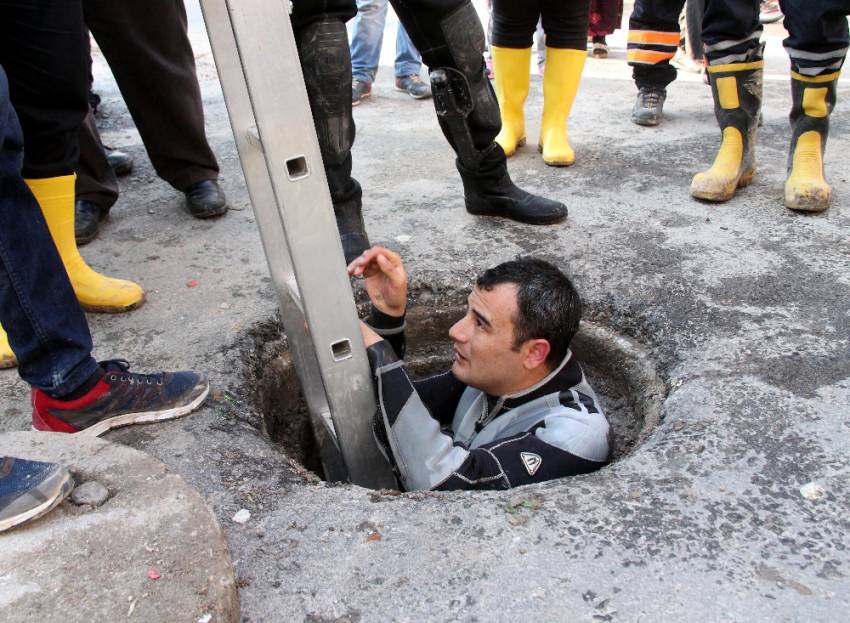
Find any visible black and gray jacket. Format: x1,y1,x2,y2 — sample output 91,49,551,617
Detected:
365,309,610,492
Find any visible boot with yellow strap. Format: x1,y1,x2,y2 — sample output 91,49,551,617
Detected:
24,175,145,312
784,70,839,212
691,59,763,202
538,47,586,166
492,46,531,157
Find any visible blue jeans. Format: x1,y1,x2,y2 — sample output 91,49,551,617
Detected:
350,0,422,83
0,65,98,396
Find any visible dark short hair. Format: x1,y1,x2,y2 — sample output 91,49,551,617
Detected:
476,258,581,368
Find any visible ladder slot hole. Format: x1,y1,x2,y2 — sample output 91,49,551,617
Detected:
331,339,352,361
286,156,309,180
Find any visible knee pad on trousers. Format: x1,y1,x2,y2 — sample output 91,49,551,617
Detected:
438,1,501,131
296,19,353,166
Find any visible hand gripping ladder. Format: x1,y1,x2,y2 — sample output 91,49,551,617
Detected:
199,0,396,489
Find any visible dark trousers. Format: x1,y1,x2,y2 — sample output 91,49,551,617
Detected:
78,0,219,206
0,0,89,179
0,65,98,396
291,0,506,216
628,0,760,89
781,0,850,75
77,109,119,209
490,0,591,50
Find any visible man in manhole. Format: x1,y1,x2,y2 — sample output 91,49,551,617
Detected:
349,247,610,491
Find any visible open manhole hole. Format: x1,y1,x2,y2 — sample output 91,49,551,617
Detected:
250,292,665,483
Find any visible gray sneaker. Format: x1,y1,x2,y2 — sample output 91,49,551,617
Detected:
632,87,667,126
0,457,74,533
394,74,431,100
352,80,372,106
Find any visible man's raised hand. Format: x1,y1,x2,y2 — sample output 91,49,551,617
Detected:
347,246,407,317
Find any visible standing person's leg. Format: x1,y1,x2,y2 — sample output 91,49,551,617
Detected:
391,0,567,224
538,0,590,166
292,0,371,262
393,21,431,98
74,32,118,245
535,19,546,70
75,109,119,244
627,0,687,125
691,0,762,202
589,0,624,59
0,65,99,392
83,0,227,219
780,0,848,212
1,62,208,435
350,0,390,104
0,0,144,315
490,0,539,156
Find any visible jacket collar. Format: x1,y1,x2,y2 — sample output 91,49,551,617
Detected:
484,349,583,419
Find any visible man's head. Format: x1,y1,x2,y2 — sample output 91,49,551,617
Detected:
448,258,581,396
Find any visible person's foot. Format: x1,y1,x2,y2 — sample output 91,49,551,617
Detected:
671,48,706,74
183,180,228,219
591,36,608,59
632,87,667,126
457,149,567,225
0,457,74,533
75,199,108,246
759,0,782,24
105,149,133,177
394,74,431,100
32,360,210,437
352,80,372,106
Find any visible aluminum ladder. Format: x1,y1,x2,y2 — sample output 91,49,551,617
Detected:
199,0,396,489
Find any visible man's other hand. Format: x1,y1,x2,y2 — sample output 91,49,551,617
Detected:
347,246,407,317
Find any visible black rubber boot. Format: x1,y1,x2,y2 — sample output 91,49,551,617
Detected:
296,19,369,263
456,145,567,225
690,60,763,202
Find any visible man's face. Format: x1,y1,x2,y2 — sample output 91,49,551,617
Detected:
448,284,528,396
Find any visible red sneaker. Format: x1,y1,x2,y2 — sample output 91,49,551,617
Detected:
32,360,209,436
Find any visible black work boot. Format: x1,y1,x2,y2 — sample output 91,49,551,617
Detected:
457,145,567,225
75,199,107,245
297,19,369,263
632,86,667,126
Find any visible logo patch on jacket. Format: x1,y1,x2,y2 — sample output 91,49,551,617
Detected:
520,452,542,476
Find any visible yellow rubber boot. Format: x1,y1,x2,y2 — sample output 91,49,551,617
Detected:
691,61,763,202
0,325,16,369
784,71,838,212
492,46,531,156
539,47,586,166
25,175,145,312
